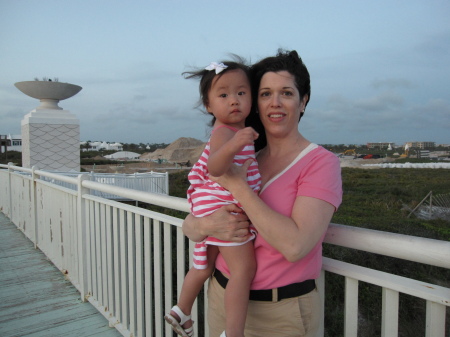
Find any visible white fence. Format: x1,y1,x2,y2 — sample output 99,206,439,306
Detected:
0,163,449,337
40,170,169,200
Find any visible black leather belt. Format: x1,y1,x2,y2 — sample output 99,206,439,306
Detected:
213,269,315,302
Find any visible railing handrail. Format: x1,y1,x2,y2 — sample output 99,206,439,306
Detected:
322,257,450,305
1,163,171,200
82,179,190,212
325,223,450,269
45,170,169,177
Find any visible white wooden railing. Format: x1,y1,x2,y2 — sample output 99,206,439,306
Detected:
0,163,449,337
41,170,169,199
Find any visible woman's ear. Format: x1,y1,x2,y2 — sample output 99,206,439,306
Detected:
301,94,309,109
299,95,309,121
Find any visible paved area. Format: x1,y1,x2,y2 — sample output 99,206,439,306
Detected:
0,212,122,337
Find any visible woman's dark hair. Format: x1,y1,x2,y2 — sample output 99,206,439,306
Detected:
183,56,250,126
246,49,311,151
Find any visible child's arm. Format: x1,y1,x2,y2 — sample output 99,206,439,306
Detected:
208,127,258,177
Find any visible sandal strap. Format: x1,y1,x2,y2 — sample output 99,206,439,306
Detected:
171,305,191,326
185,325,194,337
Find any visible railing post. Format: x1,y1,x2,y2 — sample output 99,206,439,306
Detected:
165,171,169,195
381,288,399,337
31,166,39,248
344,277,358,337
425,301,446,337
77,173,90,302
7,162,13,219
134,173,138,207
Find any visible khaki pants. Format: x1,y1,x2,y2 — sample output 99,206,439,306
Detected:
207,275,321,337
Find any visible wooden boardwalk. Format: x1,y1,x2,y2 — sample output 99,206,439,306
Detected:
0,212,122,337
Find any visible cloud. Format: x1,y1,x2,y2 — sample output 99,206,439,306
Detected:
133,94,147,101
70,59,179,84
94,105,155,126
303,89,450,145
414,30,450,58
371,78,414,90
323,91,404,120
410,98,450,128
354,92,404,113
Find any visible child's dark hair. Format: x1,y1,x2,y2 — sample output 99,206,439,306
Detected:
183,55,250,126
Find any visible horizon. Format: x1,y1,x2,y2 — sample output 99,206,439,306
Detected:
3,133,449,149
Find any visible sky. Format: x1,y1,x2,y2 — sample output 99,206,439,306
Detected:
1,0,449,146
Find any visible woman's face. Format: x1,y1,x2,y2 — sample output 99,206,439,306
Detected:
257,71,308,139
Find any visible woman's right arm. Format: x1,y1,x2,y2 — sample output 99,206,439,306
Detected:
182,204,252,243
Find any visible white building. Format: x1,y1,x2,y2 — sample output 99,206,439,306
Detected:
0,134,22,153
405,141,436,149
104,151,140,160
366,142,395,150
81,141,123,152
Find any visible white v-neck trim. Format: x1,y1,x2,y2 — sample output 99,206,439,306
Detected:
259,143,318,195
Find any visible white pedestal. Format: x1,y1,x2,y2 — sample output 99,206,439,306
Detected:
21,108,80,171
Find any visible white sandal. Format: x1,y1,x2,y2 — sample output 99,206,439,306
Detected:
164,305,194,337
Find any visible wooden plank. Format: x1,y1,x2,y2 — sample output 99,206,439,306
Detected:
144,217,153,337
154,220,163,337
344,277,358,337
163,221,173,337
127,212,136,335
135,215,145,337
0,212,121,337
425,301,446,337
381,288,399,337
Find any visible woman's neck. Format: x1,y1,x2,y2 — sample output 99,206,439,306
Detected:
257,132,311,186
263,132,310,158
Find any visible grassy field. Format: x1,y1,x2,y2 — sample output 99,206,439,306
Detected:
163,167,449,336
325,168,450,336
333,168,450,239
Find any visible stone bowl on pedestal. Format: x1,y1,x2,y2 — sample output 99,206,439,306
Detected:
14,81,82,110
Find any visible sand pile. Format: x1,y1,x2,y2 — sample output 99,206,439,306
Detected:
140,137,206,165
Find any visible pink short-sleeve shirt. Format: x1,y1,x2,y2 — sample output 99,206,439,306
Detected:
215,143,343,290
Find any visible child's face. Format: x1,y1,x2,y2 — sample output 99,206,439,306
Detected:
206,69,251,128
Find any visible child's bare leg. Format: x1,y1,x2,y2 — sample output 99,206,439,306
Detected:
220,242,256,337
172,245,219,329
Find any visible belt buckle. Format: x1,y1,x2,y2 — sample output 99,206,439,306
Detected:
272,288,278,302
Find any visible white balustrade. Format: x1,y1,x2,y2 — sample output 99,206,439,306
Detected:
1,163,449,337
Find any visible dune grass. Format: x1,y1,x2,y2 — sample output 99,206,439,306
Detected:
325,168,449,336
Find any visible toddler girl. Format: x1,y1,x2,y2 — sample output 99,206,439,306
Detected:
164,60,261,337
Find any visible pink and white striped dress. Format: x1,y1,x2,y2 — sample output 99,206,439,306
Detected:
187,125,261,269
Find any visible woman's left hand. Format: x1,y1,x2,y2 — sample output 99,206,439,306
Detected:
210,158,253,192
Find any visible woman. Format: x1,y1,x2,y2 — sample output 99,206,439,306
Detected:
183,50,342,337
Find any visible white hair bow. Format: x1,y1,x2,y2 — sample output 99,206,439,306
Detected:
205,62,228,74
